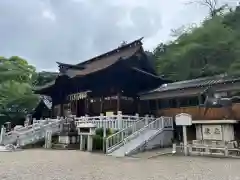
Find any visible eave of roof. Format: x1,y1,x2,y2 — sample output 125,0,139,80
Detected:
140,74,240,95
131,67,165,79
33,80,56,92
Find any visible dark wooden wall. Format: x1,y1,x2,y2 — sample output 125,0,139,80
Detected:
158,103,240,120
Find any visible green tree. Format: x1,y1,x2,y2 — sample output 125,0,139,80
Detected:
35,71,58,87
0,56,39,124
153,5,240,81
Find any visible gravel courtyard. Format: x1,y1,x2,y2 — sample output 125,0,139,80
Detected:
0,149,240,180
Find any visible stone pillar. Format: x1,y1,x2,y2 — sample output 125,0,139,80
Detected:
33,118,37,125
172,143,176,154
117,111,122,129
145,114,149,126
87,135,93,152
0,125,5,145
24,115,31,127
45,130,52,149
133,113,139,132
80,135,84,151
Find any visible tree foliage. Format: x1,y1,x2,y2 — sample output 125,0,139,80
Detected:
0,56,39,123
153,5,240,81
35,71,58,87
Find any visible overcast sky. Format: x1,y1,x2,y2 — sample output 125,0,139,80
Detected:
0,0,237,71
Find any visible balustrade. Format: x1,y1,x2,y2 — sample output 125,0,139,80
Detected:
0,112,173,148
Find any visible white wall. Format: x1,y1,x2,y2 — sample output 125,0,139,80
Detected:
144,130,173,150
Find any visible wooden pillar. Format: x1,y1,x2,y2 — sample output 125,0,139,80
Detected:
147,100,150,114
155,99,159,116
85,98,89,115
60,104,64,117
76,99,78,117
176,99,180,108
138,99,141,115
51,97,54,118
100,96,104,113
198,95,202,105
134,97,139,114
117,92,121,112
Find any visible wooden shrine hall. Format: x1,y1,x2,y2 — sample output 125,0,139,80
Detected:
34,38,169,117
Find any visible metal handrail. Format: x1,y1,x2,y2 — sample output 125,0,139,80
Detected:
106,117,146,153
125,117,165,155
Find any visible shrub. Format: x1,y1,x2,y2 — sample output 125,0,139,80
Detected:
92,135,104,151
92,128,117,152
95,128,112,137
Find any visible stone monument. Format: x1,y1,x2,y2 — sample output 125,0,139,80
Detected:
57,116,78,148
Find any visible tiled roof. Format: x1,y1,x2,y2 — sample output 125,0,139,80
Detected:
65,44,142,77
144,74,240,94
40,95,52,109
34,38,164,92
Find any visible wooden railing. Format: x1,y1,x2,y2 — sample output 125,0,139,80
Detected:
158,103,240,120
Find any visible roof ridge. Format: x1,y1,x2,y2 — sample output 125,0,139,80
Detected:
56,37,143,67
77,37,143,65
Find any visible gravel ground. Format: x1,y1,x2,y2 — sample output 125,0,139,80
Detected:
0,149,240,180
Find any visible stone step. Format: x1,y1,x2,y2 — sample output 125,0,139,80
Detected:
51,143,79,150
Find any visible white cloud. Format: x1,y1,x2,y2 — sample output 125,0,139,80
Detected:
0,0,236,71
42,10,56,21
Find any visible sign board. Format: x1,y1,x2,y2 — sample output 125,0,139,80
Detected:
106,111,114,116
202,124,223,140
175,113,192,126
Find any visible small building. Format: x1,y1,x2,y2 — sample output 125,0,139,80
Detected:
32,95,52,120
34,38,169,117
140,74,240,143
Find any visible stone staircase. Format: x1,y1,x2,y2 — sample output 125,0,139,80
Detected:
106,117,173,157
0,118,65,147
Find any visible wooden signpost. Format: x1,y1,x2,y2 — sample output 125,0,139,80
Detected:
175,113,192,156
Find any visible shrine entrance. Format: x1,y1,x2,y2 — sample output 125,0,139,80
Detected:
77,100,85,117
68,91,90,117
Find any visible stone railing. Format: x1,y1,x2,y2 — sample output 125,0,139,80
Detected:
75,112,155,130
0,117,65,146
173,141,240,158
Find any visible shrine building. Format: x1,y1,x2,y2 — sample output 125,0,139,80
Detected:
34,38,169,117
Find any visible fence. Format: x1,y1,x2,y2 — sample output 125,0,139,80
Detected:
75,112,156,130
0,113,173,147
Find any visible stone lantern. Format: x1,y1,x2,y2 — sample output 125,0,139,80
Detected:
77,123,96,152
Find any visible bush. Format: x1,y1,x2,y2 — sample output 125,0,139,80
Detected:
95,128,112,137
92,128,116,152
92,135,104,151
